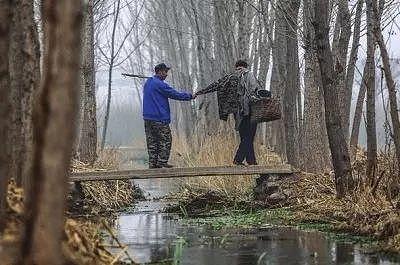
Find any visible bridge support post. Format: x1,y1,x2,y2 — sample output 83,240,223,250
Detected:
253,173,298,204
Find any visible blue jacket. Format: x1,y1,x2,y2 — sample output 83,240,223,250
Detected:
142,76,192,123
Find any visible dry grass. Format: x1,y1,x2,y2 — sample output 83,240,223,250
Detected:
290,148,400,252
63,219,122,265
1,180,133,265
172,132,284,200
0,148,140,264
70,148,140,213
172,133,400,251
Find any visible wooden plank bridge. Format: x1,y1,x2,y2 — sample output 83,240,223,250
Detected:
70,165,295,182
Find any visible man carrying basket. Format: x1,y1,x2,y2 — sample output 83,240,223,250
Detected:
195,60,275,166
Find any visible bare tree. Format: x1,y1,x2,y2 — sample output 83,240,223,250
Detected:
365,0,377,180
100,0,121,150
345,0,364,149
190,0,218,139
350,65,368,159
97,0,144,150
314,0,353,198
269,0,300,167
258,0,273,89
371,0,400,171
334,0,352,140
9,0,40,190
0,0,11,233
348,0,366,159
302,0,331,172
269,0,288,158
22,1,82,263
78,0,97,164
283,0,300,168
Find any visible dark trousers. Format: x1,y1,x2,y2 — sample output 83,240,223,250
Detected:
144,120,172,168
234,116,257,164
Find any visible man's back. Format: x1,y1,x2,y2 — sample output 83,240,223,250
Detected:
142,76,192,123
143,76,170,123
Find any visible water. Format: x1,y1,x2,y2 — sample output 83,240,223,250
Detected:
113,152,400,265
112,179,400,265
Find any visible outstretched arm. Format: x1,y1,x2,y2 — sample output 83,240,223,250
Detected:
157,83,193,101
195,74,230,96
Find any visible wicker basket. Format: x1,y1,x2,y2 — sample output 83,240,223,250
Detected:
250,97,282,123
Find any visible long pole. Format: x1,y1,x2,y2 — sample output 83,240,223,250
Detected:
121,73,150,79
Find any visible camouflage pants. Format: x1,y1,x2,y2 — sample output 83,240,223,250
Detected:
144,120,172,168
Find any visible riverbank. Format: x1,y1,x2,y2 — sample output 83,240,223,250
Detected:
165,170,400,255
168,136,400,255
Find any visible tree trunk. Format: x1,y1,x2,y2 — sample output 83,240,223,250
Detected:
269,0,287,158
0,0,11,233
101,0,121,150
22,1,82,263
213,0,235,72
302,0,331,173
344,0,363,144
9,0,40,190
349,64,367,159
283,0,300,167
192,0,218,139
269,0,300,166
78,0,97,164
170,2,195,147
371,0,400,171
237,0,245,58
314,0,353,198
258,0,272,89
335,0,352,140
365,0,377,180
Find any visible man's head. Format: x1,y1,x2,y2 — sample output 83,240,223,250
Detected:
154,63,171,80
235,59,248,69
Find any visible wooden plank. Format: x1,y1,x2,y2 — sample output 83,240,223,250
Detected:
70,165,295,182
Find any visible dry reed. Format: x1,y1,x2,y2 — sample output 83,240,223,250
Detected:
171,132,284,200
70,148,140,213
172,133,400,251
290,148,400,251
1,179,133,264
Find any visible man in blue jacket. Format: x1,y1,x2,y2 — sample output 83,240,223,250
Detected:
143,63,194,168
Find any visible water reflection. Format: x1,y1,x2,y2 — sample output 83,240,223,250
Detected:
114,153,400,265
115,210,400,265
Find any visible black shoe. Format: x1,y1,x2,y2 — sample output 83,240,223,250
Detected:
159,163,174,168
233,161,245,166
149,164,161,169
247,161,258,166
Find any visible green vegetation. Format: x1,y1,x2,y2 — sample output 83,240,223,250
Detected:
180,207,379,247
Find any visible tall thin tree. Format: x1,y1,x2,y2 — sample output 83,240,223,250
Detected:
78,0,97,164
100,0,121,150
22,1,82,263
365,0,377,181
314,0,353,198
0,0,12,233
9,0,40,190
371,0,400,172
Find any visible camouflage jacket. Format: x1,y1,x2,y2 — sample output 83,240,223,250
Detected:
196,68,260,129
